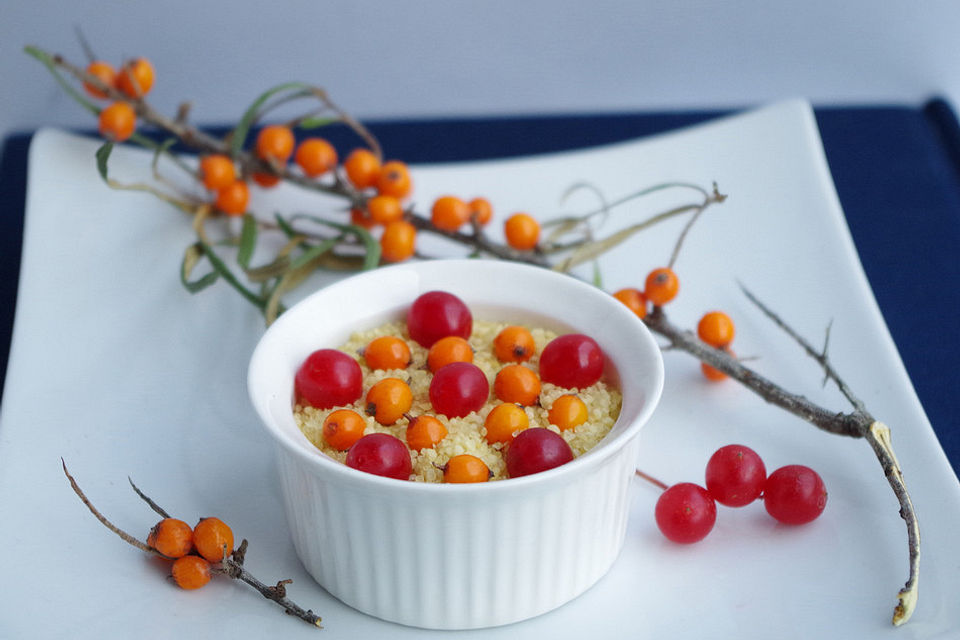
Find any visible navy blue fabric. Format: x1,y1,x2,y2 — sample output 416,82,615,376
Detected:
1,103,957,475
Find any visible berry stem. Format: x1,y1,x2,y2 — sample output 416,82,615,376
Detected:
634,469,669,491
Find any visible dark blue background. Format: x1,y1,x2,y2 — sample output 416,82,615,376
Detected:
2,102,957,474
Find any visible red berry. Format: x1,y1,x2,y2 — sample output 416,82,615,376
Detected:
539,334,604,389
763,465,827,525
654,483,717,544
406,291,472,348
295,349,363,409
505,428,574,478
705,444,767,507
345,433,412,480
428,362,489,418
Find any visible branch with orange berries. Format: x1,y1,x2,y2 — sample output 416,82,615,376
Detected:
62,459,323,629
28,43,918,626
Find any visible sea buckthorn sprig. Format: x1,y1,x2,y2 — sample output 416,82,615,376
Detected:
29,44,918,625
61,460,323,629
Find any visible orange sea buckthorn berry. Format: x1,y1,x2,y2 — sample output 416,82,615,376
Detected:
193,517,234,563
644,267,679,306
431,196,470,231
255,125,295,164
98,101,136,142
548,394,589,431
117,58,155,98
295,137,338,177
350,208,376,229
344,148,381,189
613,288,648,319
697,311,735,348
444,454,492,483
323,408,367,450
365,378,413,425
493,326,535,363
427,336,474,372
702,348,734,382
198,155,236,191
83,60,116,99
376,160,412,199
171,555,211,590
468,197,493,226
214,180,250,216
364,336,412,370
484,403,529,444
494,364,541,406
367,194,404,225
406,415,448,451
147,518,193,558
380,220,417,262
504,213,540,251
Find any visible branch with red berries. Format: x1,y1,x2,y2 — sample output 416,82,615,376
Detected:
28,43,919,626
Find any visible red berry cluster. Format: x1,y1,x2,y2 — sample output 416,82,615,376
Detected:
654,444,828,544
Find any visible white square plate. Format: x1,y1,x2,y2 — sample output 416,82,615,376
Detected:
1,100,958,639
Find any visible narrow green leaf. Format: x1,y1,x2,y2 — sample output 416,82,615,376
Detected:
95,142,114,182
198,240,266,309
290,237,340,271
230,82,313,159
274,213,299,238
298,216,381,270
180,242,219,293
237,214,258,269
592,260,604,289
24,45,100,116
299,116,337,130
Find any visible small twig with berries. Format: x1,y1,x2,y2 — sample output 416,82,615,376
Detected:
62,459,323,629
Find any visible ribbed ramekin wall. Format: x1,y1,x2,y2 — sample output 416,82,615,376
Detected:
275,436,640,630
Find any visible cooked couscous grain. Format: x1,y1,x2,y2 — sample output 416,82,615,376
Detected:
294,320,622,482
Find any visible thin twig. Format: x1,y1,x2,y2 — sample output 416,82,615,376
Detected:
735,284,918,625
738,282,867,413
218,549,323,628
643,308,869,437
128,477,172,519
62,459,153,553
667,182,726,269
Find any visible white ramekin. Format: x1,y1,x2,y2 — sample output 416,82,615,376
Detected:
248,259,664,629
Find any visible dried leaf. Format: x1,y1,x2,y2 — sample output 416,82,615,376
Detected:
553,203,700,272
244,256,291,282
